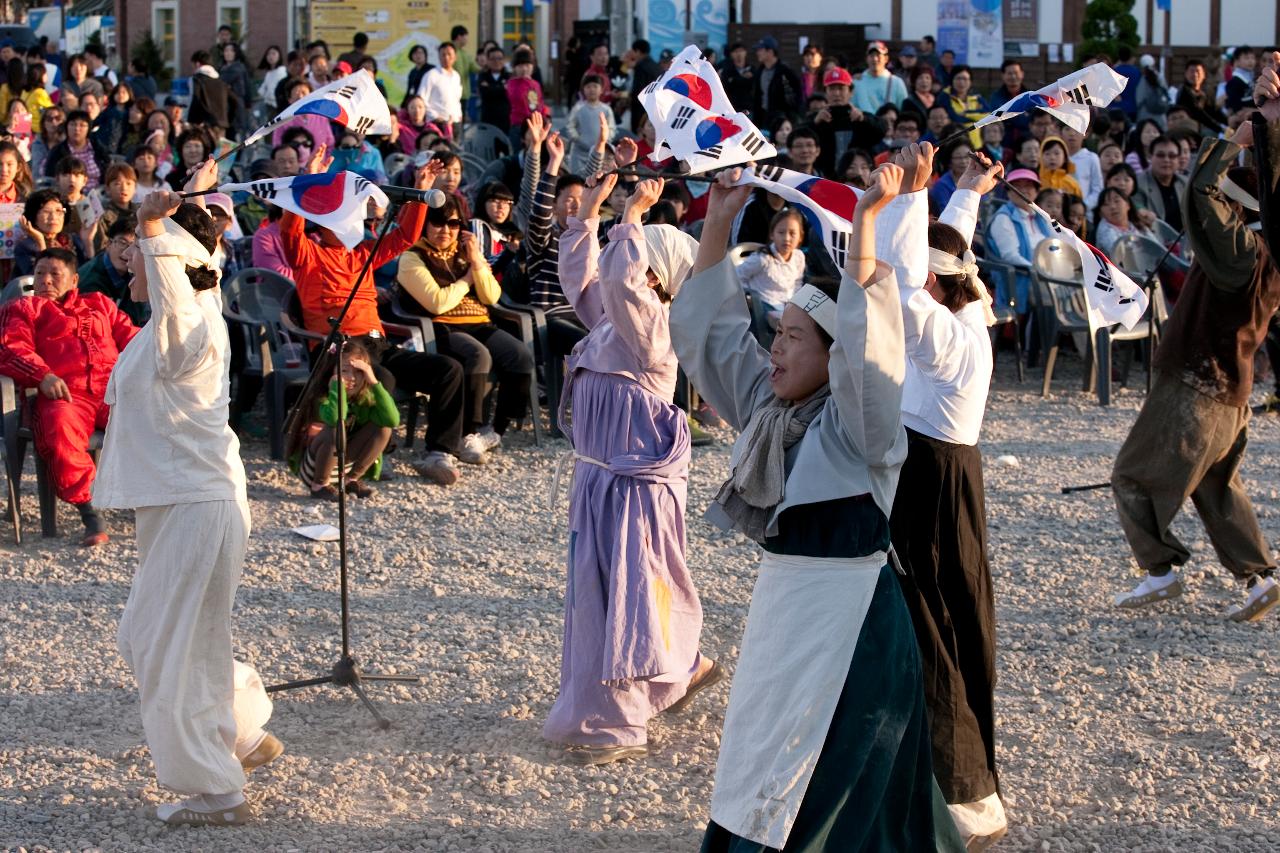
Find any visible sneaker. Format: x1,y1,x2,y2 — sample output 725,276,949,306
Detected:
456,433,491,464
240,733,284,773
476,424,503,451
412,451,460,485
688,414,714,447
155,796,251,826
1226,576,1280,623
1113,572,1184,609
1260,393,1280,414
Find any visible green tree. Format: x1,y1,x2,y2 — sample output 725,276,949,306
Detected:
130,31,172,89
1081,0,1141,61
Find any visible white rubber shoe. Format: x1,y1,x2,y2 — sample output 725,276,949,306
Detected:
1113,572,1184,609
1226,576,1279,623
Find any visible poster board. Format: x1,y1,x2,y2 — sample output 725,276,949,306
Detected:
0,203,25,260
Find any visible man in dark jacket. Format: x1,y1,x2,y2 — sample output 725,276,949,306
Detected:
807,67,886,178
77,217,147,326
751,36,802,128
628,39,663,132
1111,68,1280,622
477,44,512,130
186,50,238,137
719,43,755,113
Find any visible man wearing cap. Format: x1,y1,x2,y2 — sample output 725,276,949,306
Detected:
1110,66,1280,623
853,41,908,115
751,36,802,129
809,66,886,177
984,167,1052,309
894,45,918,84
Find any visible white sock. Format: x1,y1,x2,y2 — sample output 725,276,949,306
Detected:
1132,572,1180,595
155,791,245,819
948,791,1007,837
234,728,267,760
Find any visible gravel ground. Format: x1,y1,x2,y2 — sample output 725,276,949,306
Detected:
2,355,1279,852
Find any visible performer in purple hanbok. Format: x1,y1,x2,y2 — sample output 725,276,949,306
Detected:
544,173,721,766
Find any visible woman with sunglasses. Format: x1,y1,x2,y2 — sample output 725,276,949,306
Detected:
396,195,534,459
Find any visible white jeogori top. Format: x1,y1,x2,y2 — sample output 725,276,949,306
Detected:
94,227,246,509
876,187,993,446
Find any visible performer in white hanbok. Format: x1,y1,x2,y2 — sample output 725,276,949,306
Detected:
671,162,965,852
877,143,1009,849
96,161,281,827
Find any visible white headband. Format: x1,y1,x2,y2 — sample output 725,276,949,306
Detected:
927,247,997,327
789,283,838,338
161,215,219,273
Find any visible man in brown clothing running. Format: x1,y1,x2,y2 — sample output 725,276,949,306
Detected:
1112,59,1280,622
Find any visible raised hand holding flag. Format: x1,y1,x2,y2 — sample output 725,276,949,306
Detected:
242,70,392,147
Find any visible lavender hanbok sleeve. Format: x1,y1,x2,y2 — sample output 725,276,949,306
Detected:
669,255,774,431
558,215,606,328
597,222,671,370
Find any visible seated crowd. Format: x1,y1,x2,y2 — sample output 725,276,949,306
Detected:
0,29,1268,546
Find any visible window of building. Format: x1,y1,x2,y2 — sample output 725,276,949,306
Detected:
216,0,247,42
502,5,536,52
151,1,178,71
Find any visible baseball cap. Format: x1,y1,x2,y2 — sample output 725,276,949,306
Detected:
754,36,780,52
867,40,889,55
0,39,14,50
1139,54,1156,68
823,67,854,88
1005,168,1041,186
900,46,918,58
334,60,353,75
205,193,234,217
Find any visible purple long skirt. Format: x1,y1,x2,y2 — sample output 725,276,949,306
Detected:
543,368,703,747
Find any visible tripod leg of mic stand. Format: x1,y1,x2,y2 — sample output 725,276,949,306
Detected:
359,673,423,683
347,677,392,730
265,674,337,693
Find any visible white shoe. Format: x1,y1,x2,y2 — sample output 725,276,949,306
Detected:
412,451,460,485
1226,576,1280,623
476,424,502,451
457,433,490,464
1113,572,1184,609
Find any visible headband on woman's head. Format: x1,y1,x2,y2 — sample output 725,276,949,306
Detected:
927,246,995,326
161,214,221,282
789,283,838,338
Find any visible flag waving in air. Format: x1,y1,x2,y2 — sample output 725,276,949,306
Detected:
242,71,392,147
221,171,389,249
639,44,775,173
733,164,860,268
975,64,1129,135
1028,203,1149,329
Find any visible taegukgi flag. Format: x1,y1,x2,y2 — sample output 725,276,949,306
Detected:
975,64,1129,135
1028,203,1149,329
638,44,775,173
221,171,390,250
734,164,861,269
243,70,393,147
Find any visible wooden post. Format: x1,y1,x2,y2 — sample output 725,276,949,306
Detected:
1145,0,1154,46
1210,0,1221,48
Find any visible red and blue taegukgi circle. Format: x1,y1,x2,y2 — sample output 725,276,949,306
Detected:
794,177,859,223
1006,91,1060,112
694,116,743,149
296,99,351,124
290,172,350,215
663,73,714,109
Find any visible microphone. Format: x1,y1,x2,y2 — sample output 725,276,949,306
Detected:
379,186,448,207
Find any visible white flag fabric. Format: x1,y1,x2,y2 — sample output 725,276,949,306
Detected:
638,44,775,173
1028,203,1148,329
221,171,390,250
975,64,1129,135
733,164,861,269
243,71,393,147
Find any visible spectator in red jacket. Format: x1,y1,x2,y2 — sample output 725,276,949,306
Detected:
0,247,138,545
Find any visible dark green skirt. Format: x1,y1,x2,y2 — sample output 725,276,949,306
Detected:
701,566,965,853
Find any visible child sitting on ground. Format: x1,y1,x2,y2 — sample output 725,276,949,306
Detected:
295,338,399,500
735,208,807,339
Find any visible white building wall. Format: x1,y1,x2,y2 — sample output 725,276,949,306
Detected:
579,0,604,20
1219,1,1274,47
748,0,892,28
1039,0,1064,45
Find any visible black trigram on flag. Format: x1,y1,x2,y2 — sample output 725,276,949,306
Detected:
336,84,358,100
755,164,785,183
1086,245,1115,293
643,81,660,96
352,116,374,134
670,105,696,129
354,176,372,195
250,181,278,200
741,131,767,156
1062,82,1091,105
828,229,850,269
695,145,723,160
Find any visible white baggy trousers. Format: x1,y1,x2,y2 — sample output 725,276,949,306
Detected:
117,498,272,796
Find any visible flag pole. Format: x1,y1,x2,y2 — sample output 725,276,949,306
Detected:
178,188,223,199
214,141,246,165
938,122,979,148
603,167,719,183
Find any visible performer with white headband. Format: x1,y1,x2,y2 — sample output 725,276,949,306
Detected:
96,160,279,826
543,172,719,766
875,142,1010,848
671,161,966,850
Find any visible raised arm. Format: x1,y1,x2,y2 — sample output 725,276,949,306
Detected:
874,142,934,291
524,131,563,255
515,112,547,231
556,171,614,327
1184,135,1256,288
1250,55,1280,264
829,163,908,469
671,172,774,429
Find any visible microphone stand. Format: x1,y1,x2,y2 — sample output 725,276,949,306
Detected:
269,199,420,729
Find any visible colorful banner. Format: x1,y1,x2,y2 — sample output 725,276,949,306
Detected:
968,0,1005,69
646,0,729,57
937,1,971,64
310,0,479,107
0,202,23,261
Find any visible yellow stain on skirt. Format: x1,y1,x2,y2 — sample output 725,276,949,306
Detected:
654,576,673,651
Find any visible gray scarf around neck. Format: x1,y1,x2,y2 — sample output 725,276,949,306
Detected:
713,385,831,542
